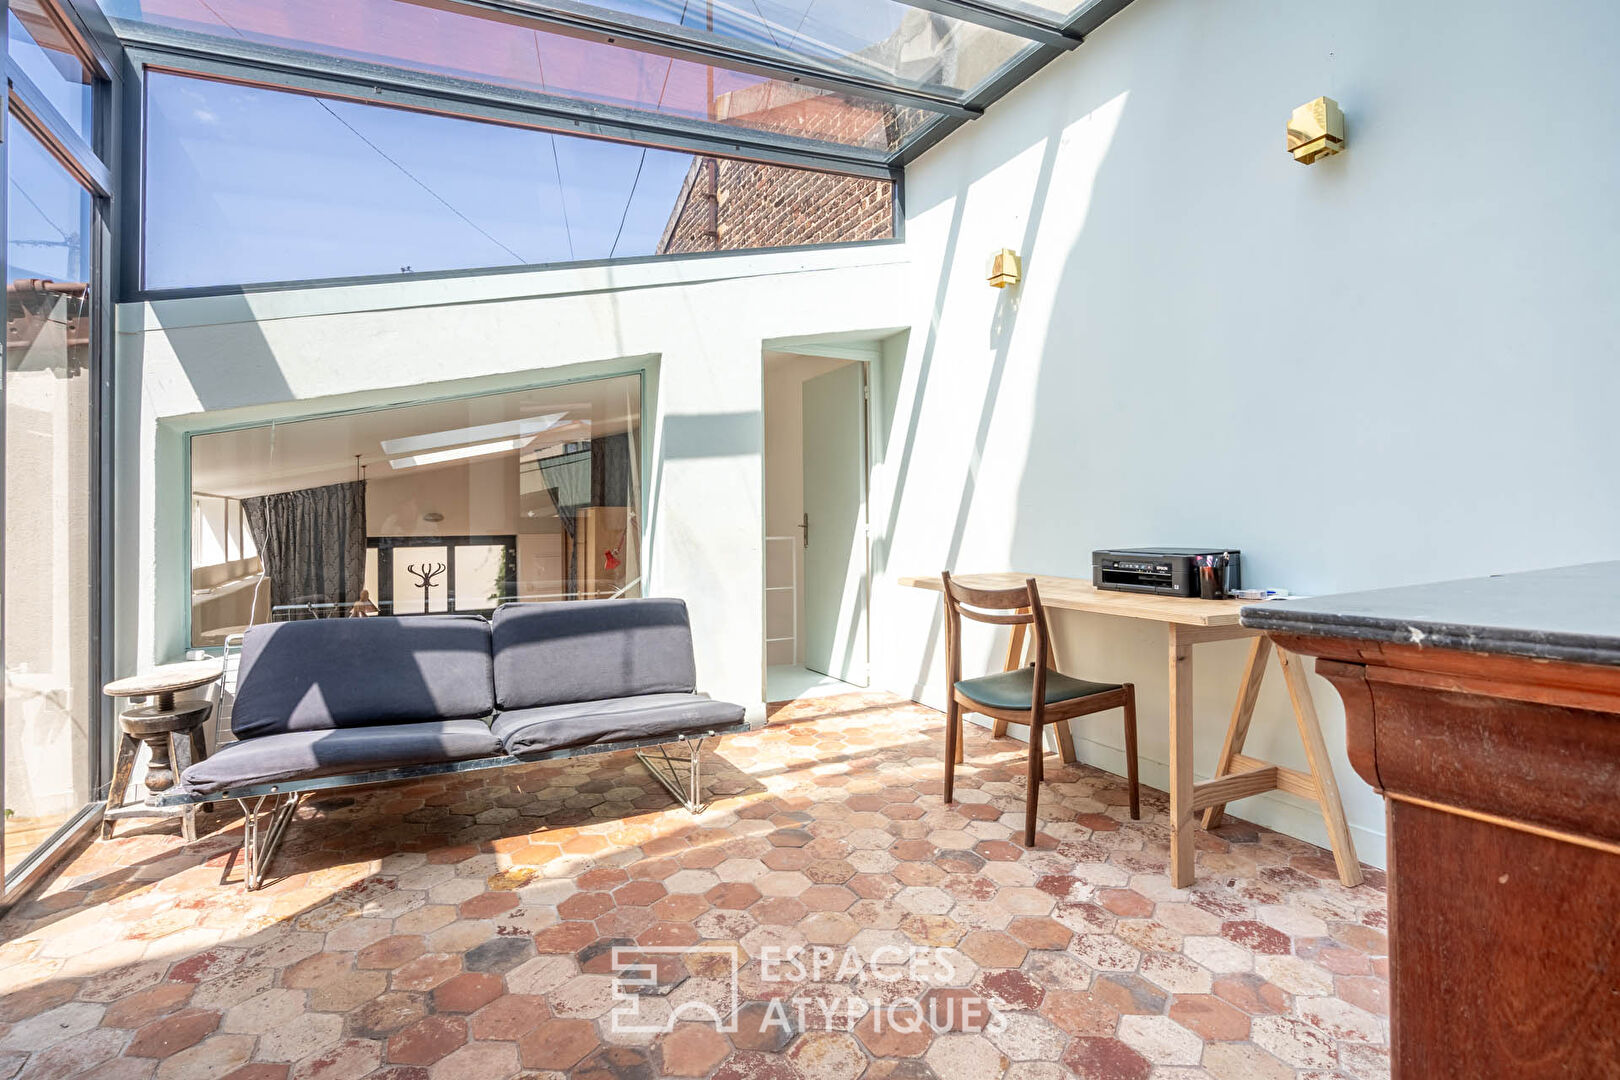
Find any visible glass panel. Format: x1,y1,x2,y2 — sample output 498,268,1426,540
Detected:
579,0,1028,96
188,374,644,646
104,0,926,150
144,73,894,289
392,546,449,614
7,3,93,141
4,120,94,876
192,494,227,566
453,544,508,613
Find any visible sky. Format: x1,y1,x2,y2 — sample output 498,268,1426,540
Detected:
143,73,701,289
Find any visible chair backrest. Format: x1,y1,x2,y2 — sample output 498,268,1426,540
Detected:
231,614,495,738
940,572,1052,703
491,597,698,711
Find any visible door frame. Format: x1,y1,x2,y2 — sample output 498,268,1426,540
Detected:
369,534,519,615
765,354,873,688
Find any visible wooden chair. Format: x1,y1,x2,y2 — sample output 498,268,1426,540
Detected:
942,571,1141,845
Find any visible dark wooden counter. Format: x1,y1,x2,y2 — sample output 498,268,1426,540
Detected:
1242,563,1620,1079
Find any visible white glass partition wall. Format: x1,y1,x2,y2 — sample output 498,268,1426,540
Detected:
188,375,644,649
2,0,111,890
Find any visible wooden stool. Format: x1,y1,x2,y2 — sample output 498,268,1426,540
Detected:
102,660,223,841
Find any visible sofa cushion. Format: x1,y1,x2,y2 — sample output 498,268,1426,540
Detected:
491,599,698,710
179,719,503,796
232,615,495,739
493,693,745,758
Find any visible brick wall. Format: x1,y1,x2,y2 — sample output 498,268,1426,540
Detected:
657,156,894,255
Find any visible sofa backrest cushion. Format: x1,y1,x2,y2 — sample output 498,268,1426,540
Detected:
492,598,697,710
232,615,495,739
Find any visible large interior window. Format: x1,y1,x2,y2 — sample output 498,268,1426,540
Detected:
187,374,643,648
142,73,896,290
4,118,96,877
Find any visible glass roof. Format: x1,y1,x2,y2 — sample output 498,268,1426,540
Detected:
578,0,1032,96
103,0,936,152
99,0,1126,167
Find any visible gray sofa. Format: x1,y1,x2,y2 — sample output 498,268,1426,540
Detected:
157,598,752,888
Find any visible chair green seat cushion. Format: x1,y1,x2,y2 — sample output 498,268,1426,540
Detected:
955,667,1122,711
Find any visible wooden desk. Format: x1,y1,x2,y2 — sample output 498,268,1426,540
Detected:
1245,564,1620,1077
901,572,1362,888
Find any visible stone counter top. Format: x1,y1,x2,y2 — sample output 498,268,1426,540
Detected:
1239,561,1620,667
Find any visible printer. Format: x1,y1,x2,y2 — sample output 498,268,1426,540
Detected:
1092,548,1241,598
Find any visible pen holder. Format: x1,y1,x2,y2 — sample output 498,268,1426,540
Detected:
1197,554,1230,600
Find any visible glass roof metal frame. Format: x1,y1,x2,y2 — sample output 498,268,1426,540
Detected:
418,0,988,118
115,20,901,178
117,35,911,299
98,0,1139,298
105,0,1142,172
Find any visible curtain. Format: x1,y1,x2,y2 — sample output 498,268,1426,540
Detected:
242,480,367,620
537,435,631,594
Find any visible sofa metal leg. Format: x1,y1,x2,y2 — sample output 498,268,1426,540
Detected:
636,738,705,814
237,791,302,890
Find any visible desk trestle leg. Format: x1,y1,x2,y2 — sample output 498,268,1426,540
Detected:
1191,640,1363,888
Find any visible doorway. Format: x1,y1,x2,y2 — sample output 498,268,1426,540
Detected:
763,351,871,701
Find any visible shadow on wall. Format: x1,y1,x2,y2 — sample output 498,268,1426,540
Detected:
153,295,295,415
901,93,1080,694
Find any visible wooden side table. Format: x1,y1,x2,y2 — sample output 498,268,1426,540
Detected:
102,659,224,841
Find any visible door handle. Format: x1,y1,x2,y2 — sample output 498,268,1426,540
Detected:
798,513,809,549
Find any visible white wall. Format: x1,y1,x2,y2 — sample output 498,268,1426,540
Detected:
868,0,1620,866
115,247,909,714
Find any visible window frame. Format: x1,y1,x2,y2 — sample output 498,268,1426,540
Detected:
0,0,122,901
124,53,905,299
180,366,652,655
368,534,520,617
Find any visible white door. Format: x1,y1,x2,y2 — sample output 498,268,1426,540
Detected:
801,363,869,685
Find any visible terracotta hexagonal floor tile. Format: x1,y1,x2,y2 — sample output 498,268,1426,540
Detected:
1168,994,1250,1041
921,988,996,1034
349,992,428,1040
516,1017,599,1070
429,973,503,1015
1062,1035,1151,1080
853,1005,932,1057
426,1039,519,1080
613,880,669,908
788,1031,867,1080
657,1023,731,1076
1220,920,1291,955
355,937,429,972
706,882,763,910
711,1050,800,1080
1008,917,1071,951
1039,989,1117,1036
957,931,1027,970
729,1001,797,1053
386,1015,469,1066
102,982,195,1029
125,1009,220,1059
0,689,1388,1080
467,993,547,1041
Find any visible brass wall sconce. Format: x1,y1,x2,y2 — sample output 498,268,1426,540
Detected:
987,248,1022,289
1287,96,1345,164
